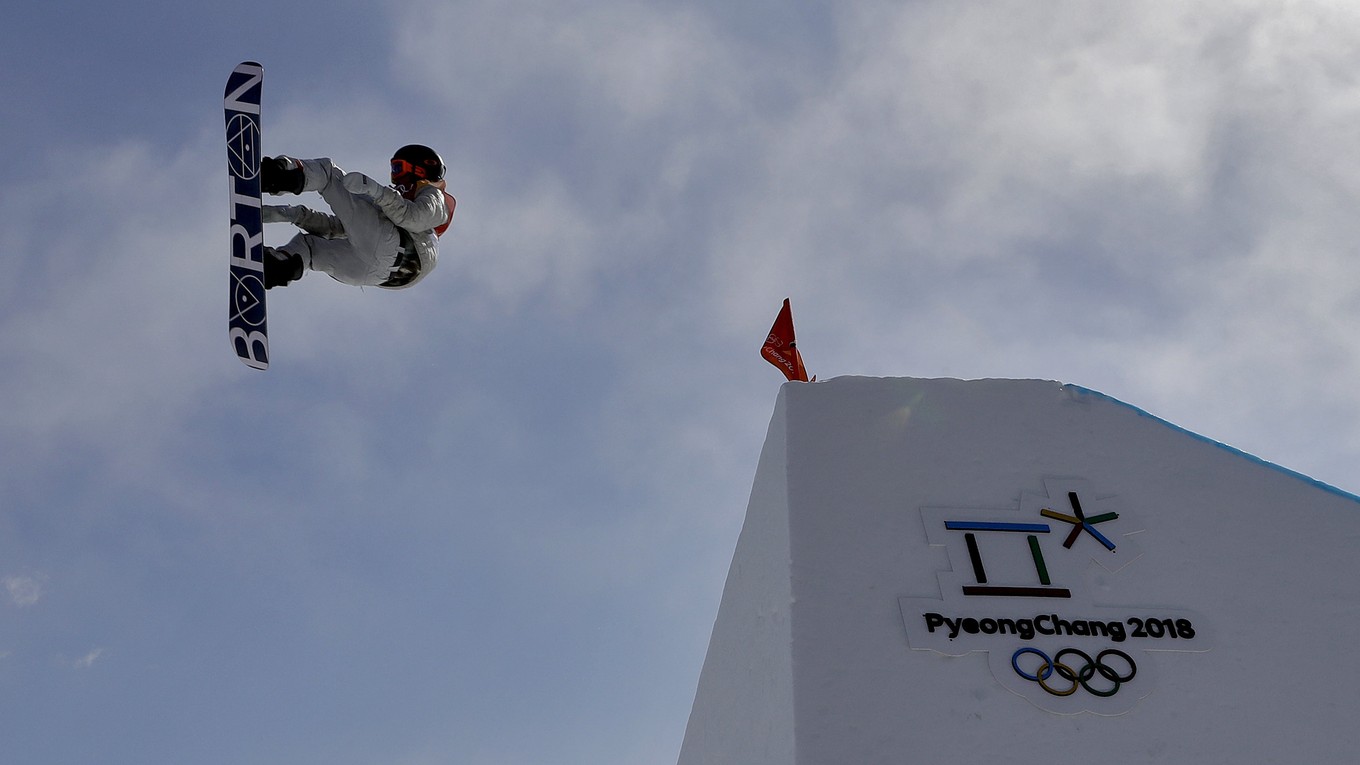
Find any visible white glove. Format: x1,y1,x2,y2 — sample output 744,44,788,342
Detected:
262,205,301,224
341,171,384,198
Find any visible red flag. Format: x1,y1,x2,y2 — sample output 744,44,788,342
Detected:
761,298,810,382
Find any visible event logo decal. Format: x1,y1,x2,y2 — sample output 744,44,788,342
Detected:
899,477,1211,715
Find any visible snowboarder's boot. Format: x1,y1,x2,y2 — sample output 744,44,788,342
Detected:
263,247,304,289
261,156,305,195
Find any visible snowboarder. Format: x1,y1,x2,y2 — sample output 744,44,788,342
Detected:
259,144,455,290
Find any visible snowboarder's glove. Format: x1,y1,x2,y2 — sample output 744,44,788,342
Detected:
264,204,344,238
341,172,385,198
263,205,301,224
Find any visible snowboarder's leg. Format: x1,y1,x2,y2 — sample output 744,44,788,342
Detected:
318,187,402,262
291,158,404,286
279,234,395,286
262,157,402,287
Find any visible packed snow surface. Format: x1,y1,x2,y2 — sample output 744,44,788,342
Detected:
680,377,1360,764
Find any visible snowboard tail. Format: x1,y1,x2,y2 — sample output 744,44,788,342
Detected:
225,61,269,370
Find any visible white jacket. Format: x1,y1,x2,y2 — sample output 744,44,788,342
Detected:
361,178,452,289
266,158,453,289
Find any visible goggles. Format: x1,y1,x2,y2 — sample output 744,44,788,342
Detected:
391,158,431,179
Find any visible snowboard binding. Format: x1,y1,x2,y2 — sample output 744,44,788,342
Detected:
261,156,304,195
263,247,304,289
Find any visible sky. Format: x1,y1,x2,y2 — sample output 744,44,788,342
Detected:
3,1,1360,763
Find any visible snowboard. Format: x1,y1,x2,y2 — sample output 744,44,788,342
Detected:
224,61,269,370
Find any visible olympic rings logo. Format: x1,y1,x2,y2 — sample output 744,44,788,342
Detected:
1011,647,1137,697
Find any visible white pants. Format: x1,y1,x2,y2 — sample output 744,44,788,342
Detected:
280,158,402,287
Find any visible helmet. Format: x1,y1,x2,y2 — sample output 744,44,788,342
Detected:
390,144,445,196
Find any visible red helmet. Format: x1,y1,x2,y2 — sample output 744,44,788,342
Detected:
390,144,445,196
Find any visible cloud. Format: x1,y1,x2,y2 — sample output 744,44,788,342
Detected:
72,648,105,670
0,137,229,485
3,575,43,607
3,4,1360,764
372,0,1360,498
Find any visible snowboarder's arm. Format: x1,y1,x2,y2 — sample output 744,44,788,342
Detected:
263,204,345,238
341,173,448,233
